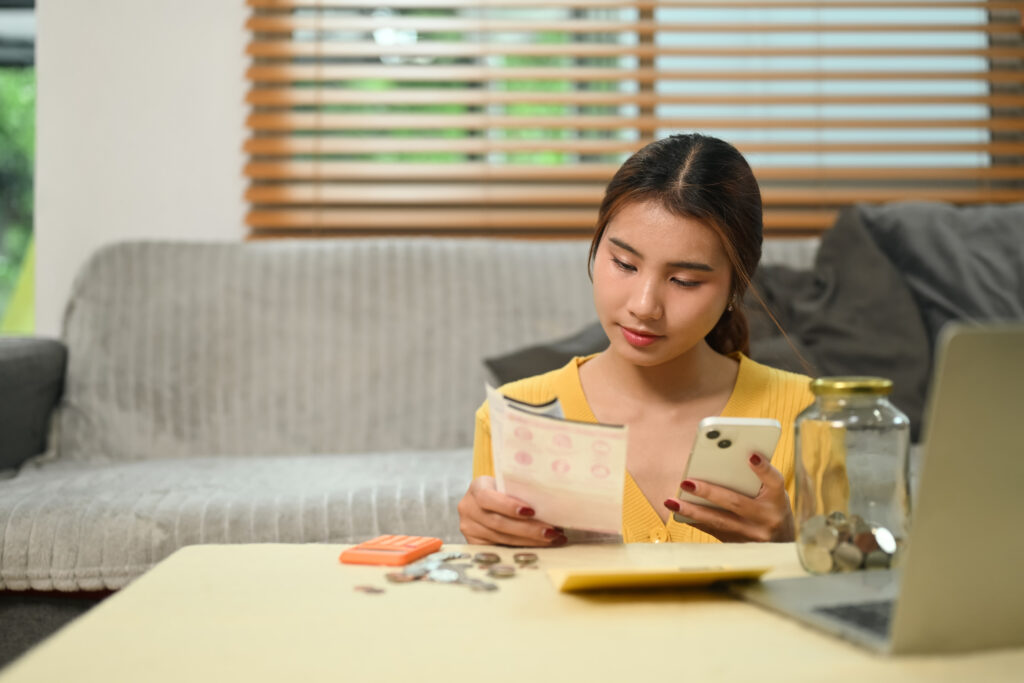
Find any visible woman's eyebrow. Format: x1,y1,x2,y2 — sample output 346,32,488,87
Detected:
608,237,714,272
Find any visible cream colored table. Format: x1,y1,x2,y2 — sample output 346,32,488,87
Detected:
3,543,1023,682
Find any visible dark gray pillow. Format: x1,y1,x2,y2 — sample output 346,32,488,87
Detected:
484,321,608,385
0,337,67,471
858,201,1024,346
756,208,932,440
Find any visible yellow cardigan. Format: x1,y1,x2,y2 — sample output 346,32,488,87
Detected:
473,353,814,543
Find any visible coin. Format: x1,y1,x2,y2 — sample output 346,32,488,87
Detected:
425,551,469,563
864,550,891,569
474,552,501,566
385,572,419,583
427,568,461,583
800,544,834,574
354,585,385,594
487,564,516,579
833,542,864,572
469,580,499,592
814,525,840,552
872,526,898,555
513,552,538,566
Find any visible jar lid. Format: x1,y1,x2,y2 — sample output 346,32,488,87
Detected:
810,376,893,395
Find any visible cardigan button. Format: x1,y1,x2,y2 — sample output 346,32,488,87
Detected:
649,528,668,543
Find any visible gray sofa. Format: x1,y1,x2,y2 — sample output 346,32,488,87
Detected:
1,200,1020,593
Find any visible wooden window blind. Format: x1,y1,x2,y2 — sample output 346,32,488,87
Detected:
245,0,1024,238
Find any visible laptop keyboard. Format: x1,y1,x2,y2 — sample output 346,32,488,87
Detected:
815,600,894,637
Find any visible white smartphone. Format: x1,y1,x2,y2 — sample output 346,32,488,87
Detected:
672,417,782,525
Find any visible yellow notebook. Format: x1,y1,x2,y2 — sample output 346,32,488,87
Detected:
548,565,770,593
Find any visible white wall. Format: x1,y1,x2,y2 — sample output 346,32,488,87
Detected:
35,2,249,335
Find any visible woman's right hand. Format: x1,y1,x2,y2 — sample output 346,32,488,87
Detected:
458,476,568,547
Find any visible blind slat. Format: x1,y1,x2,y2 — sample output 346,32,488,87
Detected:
246,208,836,232
243,163,1024,182
246,184,1024,205
246,113,1024,131
249,16,1021,34
248,0,1021,10
245,137,1024,155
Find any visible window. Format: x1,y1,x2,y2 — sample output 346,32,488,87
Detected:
0,0,35,331
245,0,1023,238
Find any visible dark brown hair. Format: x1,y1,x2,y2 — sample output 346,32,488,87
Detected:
588,133,762,356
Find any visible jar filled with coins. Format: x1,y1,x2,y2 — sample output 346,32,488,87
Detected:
794,377,911,575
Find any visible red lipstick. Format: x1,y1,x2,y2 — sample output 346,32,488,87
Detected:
620,325,661,348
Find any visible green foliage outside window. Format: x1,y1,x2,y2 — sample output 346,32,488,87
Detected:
0,66,35,331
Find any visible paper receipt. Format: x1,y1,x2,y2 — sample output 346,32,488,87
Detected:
486,385,627,535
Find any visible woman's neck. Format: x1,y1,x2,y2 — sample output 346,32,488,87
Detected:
585,342,739,409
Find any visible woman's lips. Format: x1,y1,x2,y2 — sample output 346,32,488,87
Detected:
620,325,662,348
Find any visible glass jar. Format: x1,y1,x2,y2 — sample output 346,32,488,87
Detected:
794,377,911,574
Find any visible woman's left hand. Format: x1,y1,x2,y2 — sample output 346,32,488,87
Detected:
663,453,795,542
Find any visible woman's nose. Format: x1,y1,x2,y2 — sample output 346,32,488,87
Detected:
628,276,663,321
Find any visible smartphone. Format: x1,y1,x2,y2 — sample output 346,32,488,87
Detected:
672,417,782,525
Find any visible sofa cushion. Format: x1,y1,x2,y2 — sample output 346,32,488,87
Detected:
54,239,595,462
746,207,932,440
484,321,609,385
0,338,67,472
0,450,472,591
858,201,1024,345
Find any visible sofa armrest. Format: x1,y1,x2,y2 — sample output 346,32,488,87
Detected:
0,337,67,471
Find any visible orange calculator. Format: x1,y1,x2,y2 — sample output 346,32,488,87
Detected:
339,535,444,566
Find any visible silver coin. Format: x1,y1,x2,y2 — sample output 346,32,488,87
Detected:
513,552,538,566
487,564,516,578
427,567,461,583
425,551,469,563
474,552,501,565
864,550,891,569
814,525,840,552
833,542,864,572
402,565,430,578
469,580,499,592
385,572,419,583
800,543,834,574
872,526,898,555
826,510,848,527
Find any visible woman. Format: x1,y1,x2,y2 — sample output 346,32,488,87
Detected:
458,133,814,546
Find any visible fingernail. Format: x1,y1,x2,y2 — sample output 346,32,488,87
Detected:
543,527,561,539
552,527,564,534
550,535,568,547
680,480,696,492
749,454,762,466
663,499,681,512
517,506,535,517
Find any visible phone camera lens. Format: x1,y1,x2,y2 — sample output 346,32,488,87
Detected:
706,430,720,439
717,439,732,449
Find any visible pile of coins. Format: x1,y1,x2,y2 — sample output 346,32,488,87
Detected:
797,511,901,574
354,550,544,594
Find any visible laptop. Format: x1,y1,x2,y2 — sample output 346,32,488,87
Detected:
732,323,1024,655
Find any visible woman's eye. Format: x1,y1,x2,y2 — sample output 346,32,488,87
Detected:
670,278,701,288
612,257,636,272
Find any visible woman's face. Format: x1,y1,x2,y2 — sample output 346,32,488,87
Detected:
592,200,733,367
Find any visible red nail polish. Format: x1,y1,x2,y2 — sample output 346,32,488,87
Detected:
517,506,536,517
663,499,681,511
749,454,762,466
550,535,568,547
680,480,696,492
543,527,561,539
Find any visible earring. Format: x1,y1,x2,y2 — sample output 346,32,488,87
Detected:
727,298,735,312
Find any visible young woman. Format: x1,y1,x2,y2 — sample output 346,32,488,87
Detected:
458,133,814,546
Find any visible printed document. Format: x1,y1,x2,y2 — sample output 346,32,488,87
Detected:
486,385,627,536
